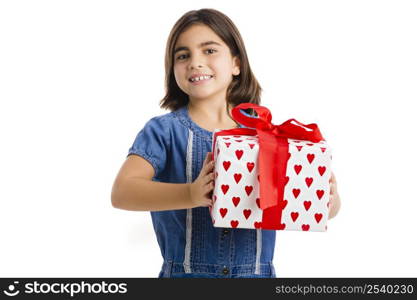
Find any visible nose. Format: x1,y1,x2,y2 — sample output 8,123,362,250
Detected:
188,53,205,70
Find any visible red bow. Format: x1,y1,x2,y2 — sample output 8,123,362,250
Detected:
212,103,325,229
231,103,324,214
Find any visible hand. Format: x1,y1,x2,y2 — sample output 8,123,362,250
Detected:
188,152,215,208
328,172,341,219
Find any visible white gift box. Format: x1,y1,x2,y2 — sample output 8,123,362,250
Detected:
210,132,332,232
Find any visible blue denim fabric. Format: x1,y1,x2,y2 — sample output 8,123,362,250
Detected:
127,105,276,278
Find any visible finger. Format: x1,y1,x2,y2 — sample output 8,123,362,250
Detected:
200,199,210,207
203,160,215,175
204,180,215,192
330,172,337,184
203,152,213,168
204,172,215,185
204,198,213,207
204,152,212,164
330,182,334,195
201,153,210,170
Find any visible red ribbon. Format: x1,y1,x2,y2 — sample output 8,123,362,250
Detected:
212,103,325,229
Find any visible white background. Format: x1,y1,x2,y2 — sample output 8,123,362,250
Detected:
1,0,416,277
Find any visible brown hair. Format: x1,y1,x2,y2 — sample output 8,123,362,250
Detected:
159,8,261,115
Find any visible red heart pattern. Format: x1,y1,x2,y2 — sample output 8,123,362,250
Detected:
292,188,301,198
316,190,324,200
211,135,331,231
278,223,286,230
232,197,240,207
221,184,229,195
305,177,313,187
246,162,255,173
231,220,239,228
307,153,315,164
234,173,242,184
291,212,299,222
243,209,251,219
284,176,289,186
245,185,253,196
220,208,228,218
314,213,323,223
223,161,231,171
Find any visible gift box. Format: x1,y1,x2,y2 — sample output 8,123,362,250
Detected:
209,103,332,232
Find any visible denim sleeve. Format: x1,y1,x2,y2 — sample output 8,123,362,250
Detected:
237,108,258,129
127,116,170,178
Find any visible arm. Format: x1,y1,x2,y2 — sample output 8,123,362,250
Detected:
111,155,191,211
112,180,192,212
111,154,214,211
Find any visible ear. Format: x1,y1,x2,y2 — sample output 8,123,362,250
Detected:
232,56,240,76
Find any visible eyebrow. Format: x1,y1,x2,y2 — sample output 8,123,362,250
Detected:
174,41,222,54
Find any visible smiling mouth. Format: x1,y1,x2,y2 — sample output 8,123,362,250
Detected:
189,75,214,83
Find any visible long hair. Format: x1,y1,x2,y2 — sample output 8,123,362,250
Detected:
160,8,261,116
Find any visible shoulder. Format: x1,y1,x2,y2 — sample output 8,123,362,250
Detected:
134,108,190,149
128,110,180,172
146,108,184,127
141,110,177,133
143,106,190,135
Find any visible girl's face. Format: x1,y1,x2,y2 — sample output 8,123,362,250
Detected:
173,24,240,103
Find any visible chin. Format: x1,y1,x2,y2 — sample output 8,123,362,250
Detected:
188,87,227,100
187,90,216,100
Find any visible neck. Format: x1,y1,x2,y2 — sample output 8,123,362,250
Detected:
187,97,239,130
188,97,234,122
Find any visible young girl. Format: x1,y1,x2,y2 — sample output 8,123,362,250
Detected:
111,8,341,278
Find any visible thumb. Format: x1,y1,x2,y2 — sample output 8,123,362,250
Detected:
205,152,212,163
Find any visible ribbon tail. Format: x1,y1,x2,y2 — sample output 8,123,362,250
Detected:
257,130,279,210
258,131,289,230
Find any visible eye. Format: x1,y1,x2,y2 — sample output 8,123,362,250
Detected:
176,53,189,60
205,48,217,54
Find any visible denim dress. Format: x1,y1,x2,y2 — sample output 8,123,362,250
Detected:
127,105,277,278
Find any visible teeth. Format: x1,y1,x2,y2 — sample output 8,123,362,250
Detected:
190,75,212,82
